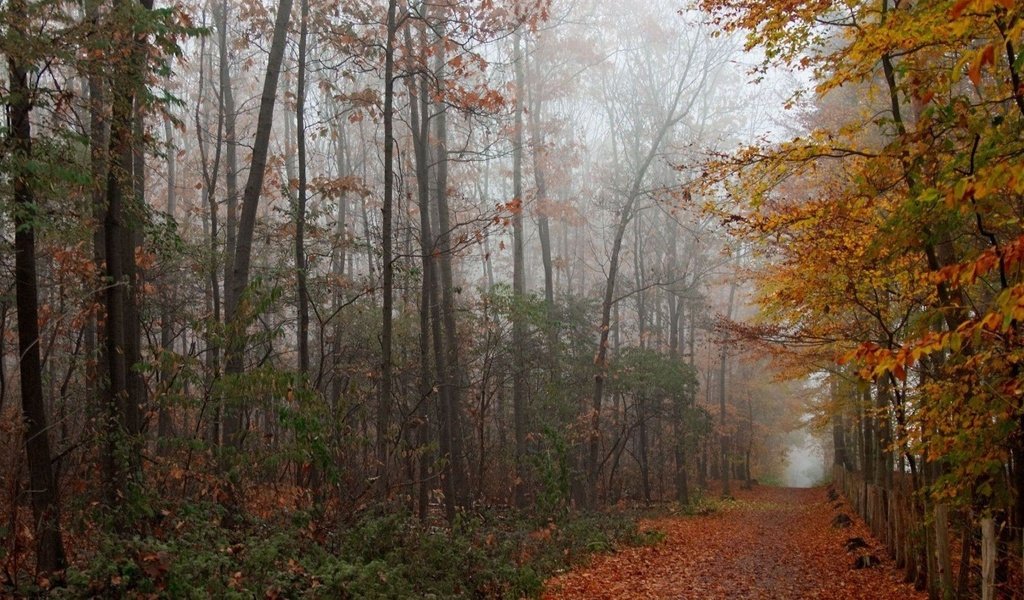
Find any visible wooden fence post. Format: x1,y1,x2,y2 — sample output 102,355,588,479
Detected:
981,517,995,600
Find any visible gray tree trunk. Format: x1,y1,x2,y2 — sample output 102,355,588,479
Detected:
158,116,178,441
377,0,398,494
430,27,469,508
719,279,736,497
294,0,310,376
222,0,294,446
511,30,529,508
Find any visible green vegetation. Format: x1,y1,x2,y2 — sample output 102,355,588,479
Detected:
29,505,659,599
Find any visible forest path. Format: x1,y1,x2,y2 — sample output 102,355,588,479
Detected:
542,485,925,599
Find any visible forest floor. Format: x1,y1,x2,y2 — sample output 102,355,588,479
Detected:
542,485,926,599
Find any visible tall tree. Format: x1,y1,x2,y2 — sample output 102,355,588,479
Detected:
222,0,295,446
100,0,155,505
511,28,529,508
405,18,435,519
194,20,225,444
430,13,469,508
215,0,239,288
377,0,398,492
158,115,178,441
7,0,67,570
294,0,311,376
587,47,715,504
718,276,736,497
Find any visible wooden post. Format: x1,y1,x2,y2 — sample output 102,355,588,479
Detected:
981,517,995,600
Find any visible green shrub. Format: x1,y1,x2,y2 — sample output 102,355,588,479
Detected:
45,501,657,599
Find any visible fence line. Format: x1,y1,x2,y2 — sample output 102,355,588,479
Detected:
833,466,1022,599
833,466,918,575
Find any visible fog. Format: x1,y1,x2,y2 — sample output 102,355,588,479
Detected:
783,431,826,489
4,0,817,533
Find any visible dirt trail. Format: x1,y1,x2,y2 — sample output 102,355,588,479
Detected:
543,486,925,599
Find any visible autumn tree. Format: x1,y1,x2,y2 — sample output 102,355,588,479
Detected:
702,0,1024,594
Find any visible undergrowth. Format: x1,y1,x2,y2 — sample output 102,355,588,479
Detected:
10,502,660,599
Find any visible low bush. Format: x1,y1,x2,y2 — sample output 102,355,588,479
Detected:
33,501,660,599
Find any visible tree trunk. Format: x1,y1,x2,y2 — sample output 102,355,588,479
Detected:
195,31,224,445
328,120,350,413
361,193,376,291
981,517,995,600
8,21,68,572
216,0,239,288
933,503,953,596
129,95,147,445
668,220,689,504
638,395,652,503
158,116,177,442
876,377,894,489
295,0,310,377
719,279,737,497
85,0,108,443
405,23,433,519
525,47,554,314
744,394,754,489
222,0,294,446
377,0,398,494
830,374,849,469
430,25,469,509
101,0,154,508
511,29,529,508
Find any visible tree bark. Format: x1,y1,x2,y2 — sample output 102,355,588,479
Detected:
933,503,953,596
195,31,224,445
511,29,529,508
222,0,294,446
668,223,689,504
328,121,349,411
525,46,554,313
830,374,849,469
100,0,154,508
719,279,736,497
743,394,753,489
430,23,469,509
981,517,995,600
158,116,178,441
377,0,398,493
216,0,239,288
295,0,310,376
638,394,652,503
8,15,68,571
86,0,109,442
406,22,434,519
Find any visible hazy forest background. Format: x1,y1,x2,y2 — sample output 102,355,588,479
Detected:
1,0,1023,597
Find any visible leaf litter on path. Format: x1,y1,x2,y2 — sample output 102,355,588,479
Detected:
543,486,924,599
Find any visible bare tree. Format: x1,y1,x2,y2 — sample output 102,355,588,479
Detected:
586,12,727,504
378,0,398,492
295,0,311,377
222,0,295,446
511,28,529,508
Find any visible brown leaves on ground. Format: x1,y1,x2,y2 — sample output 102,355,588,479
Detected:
543,486,924,600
